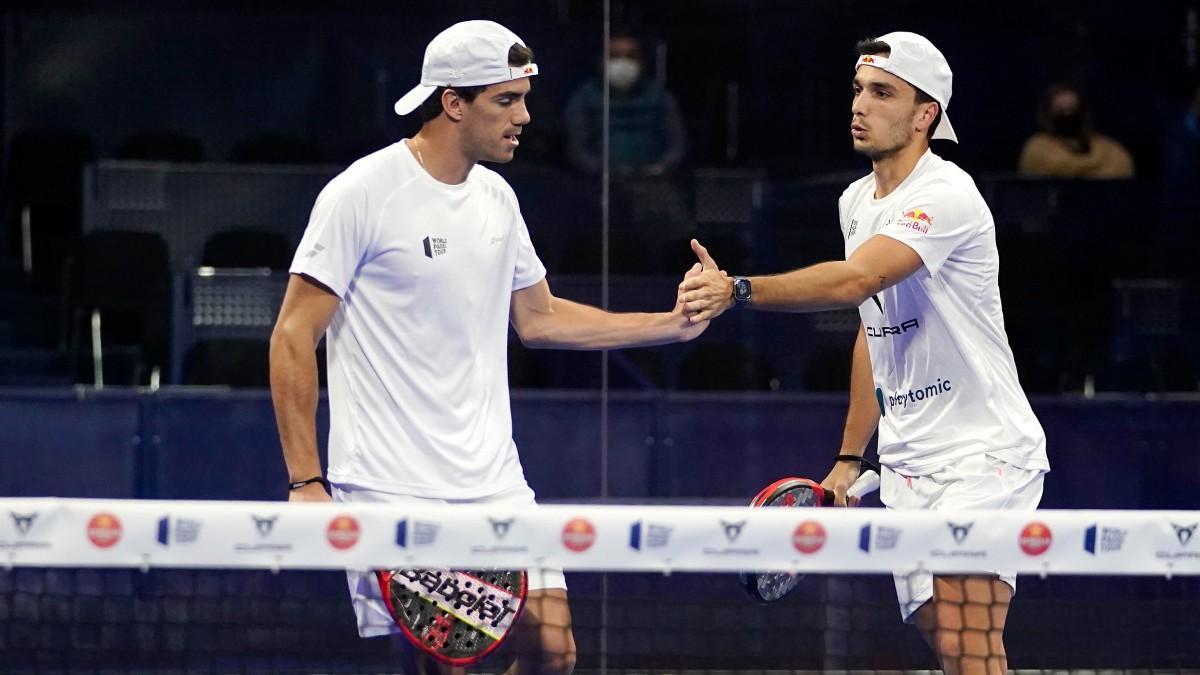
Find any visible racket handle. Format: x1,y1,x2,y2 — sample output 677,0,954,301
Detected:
821,469,881,505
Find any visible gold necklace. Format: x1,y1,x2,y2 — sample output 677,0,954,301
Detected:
411,137,426,168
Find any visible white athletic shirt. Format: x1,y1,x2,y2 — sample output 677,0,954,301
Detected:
839,149,1049,476
290,141,547,498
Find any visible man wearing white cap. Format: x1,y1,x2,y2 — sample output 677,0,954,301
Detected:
678,32,1049,674
271,19,708,675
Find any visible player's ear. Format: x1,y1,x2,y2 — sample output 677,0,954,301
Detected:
442,89,466,122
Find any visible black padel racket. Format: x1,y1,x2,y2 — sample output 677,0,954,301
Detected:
377,568,527,666
739,470,880,603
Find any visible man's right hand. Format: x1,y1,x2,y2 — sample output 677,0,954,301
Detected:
288,482,333,503
820,460,863,507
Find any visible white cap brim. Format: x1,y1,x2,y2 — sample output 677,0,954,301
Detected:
394,84,438,116
933,111,957,143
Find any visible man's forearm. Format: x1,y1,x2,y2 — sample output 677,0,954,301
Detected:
839,325,880,457
750,261,876,313
520,297,685,350
269,332,324,482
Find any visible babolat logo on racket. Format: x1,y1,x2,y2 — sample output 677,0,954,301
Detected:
396,519,439,548
394,569,520,632
0,512,50,551
1156,522,1200,561
234,515,292,553
1083,524,1126,555
858,523,901,552
156,516,201,546
931,521,986,559
628,521,672,550
703,519,758,556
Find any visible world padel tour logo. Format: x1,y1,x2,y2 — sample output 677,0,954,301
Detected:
1084,524,1126,555
858,523,901,553
1019,522,1052,556
792,520,826,554
87,513,122,548
396,519,439,548
156,516,201,546
326,515,361,550
629,521,672,550
562,518,596,553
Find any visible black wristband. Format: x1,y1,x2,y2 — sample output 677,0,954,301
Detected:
288,476,329,491
834,454,880,473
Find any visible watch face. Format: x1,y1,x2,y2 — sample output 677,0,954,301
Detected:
734,278,751,301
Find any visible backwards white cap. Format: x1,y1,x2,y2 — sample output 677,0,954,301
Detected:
855,31,957,143
394,20,539,116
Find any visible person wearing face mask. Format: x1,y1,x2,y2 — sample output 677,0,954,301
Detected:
564,32,687,176
1018,83,1134,178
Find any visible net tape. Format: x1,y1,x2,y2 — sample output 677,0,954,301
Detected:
1,499,1197,577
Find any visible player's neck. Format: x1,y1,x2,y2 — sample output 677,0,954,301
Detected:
408,128,474,185
871,139,928,199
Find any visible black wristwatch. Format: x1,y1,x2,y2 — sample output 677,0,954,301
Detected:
732,276,752,307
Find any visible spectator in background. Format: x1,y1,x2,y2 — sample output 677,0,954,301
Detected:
1163,79,1200,194
565,32,687,175
1018,83,1134,178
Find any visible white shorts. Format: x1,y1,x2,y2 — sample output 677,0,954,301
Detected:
881,453,1046,623
332,481,568,638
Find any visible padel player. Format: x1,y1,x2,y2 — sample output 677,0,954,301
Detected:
270,20,708,675
678,32,1049,675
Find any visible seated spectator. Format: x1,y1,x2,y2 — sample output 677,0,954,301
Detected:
564,32,687,176
1018,83,1134,178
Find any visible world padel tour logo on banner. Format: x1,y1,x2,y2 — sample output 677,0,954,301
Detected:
1156,522,1200,560
326,515,361,550
396,519,439,548
471,517,528,555
562,518,596,553
931,521,986,559
1019,522,1052,556
629,521,672,550
156,516,201,546
792,520,826,554
703,520,758,556
87,513,122,549
858,523,901,553
1083,524,1126,555
235,515,292,553
1,511,51,551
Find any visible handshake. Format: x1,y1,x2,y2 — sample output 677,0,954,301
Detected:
675,239,739,325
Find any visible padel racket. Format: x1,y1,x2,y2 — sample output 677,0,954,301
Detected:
739,469,880,603
377,568,527,666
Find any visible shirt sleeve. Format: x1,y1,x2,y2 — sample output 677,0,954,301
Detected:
510,201,546,291
879,183,981,277
289,175,371,298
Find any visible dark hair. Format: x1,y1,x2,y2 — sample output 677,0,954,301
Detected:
417,43,535,123
856,38,942,139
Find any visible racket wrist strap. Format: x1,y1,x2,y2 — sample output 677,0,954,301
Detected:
834,454,880,472
288,476,329,491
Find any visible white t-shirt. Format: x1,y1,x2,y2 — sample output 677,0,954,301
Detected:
839,149,1049,476
290,141,547,498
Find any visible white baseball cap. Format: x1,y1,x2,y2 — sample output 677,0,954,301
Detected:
394,20,539,116
854,31,957,143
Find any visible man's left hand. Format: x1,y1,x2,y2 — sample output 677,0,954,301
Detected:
673,262,710,340
678,239,734,323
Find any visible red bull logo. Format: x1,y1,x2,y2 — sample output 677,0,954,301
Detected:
861,56,876,64
523,65,534,75
562,517,596,552
1019,521,1052,556
897,208,933,234
327,515,361,550
793,520,826,554
87,513,122,548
